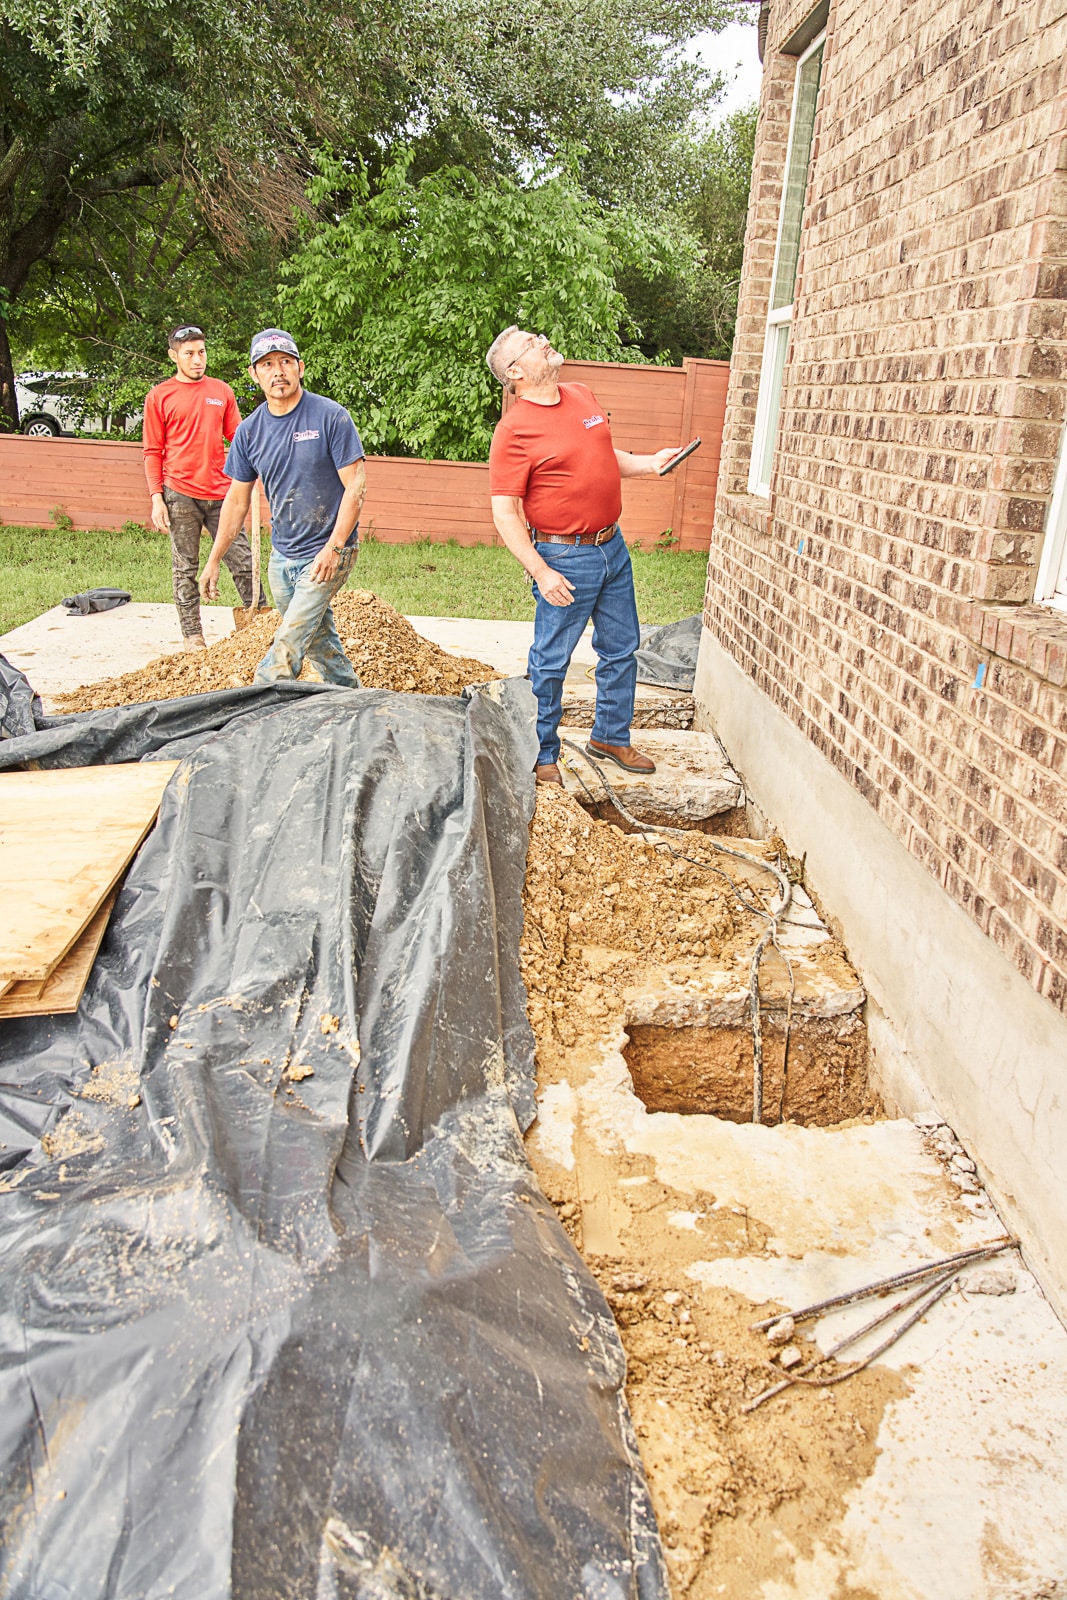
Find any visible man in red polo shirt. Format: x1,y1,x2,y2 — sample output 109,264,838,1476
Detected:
143,323,259,649
487,326,679,785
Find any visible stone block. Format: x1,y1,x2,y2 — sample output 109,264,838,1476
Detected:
562,731,744,825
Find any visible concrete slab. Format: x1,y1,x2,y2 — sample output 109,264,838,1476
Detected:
561,729,744,822
527,1037,1067,1598
0,603,237,700
559,681,695,730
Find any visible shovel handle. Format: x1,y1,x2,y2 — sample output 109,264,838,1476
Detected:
250,483,261,613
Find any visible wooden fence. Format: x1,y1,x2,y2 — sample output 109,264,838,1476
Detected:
0,357,728,552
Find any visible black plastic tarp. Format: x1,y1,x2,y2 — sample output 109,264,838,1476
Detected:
634,616,702,692
0,678,667,1600
0,654,44,741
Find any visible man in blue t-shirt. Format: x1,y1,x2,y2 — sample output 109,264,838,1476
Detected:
199,328,366,686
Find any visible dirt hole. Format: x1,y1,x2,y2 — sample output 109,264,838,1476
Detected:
622,1014,877,1126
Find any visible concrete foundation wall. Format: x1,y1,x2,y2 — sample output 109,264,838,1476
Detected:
695,628,1067,1318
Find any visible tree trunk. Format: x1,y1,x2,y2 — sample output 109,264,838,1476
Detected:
0,317,17,433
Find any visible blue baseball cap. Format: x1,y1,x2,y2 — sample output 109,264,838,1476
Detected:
250,328,300,366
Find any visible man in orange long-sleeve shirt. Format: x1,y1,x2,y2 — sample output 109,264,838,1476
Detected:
143,323,260,649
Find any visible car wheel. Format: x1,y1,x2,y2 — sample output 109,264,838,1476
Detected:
22,415,61,437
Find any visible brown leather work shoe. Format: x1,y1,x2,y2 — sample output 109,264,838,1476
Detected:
585,740,656,774
182,633,208,652
535,762,564,786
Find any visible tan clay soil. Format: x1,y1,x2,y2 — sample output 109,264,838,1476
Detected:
522,787,891,1596
624,1015,872,1125
539,1159,902,1598
521,786,761,1051
53,589,500,713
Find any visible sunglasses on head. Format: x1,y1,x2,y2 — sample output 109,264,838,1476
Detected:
172,326,204,343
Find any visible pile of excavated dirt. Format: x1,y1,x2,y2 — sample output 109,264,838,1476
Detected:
53,590,501,713
521,785,768,1052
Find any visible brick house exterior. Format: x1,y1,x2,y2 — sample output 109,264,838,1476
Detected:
696,0,1067,1302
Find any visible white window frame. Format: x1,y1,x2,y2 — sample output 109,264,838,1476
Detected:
749,31,825,497
1034,421,1067,613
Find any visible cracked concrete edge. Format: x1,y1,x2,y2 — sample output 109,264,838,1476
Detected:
624,986,867,1027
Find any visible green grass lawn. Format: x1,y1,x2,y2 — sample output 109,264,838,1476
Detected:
0,522,709,636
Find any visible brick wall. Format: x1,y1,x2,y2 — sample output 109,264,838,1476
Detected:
707,0,1067,1010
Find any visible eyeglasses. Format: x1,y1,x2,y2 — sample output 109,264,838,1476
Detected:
507,332,548,368
171,325,204,343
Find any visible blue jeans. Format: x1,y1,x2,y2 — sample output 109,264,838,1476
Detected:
529,528,640,766
254,547,360,687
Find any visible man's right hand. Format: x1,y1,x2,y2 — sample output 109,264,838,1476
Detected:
536,566,576,607
199,559,221,602
151,493,170,534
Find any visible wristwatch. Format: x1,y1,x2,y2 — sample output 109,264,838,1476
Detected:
328,541,347,554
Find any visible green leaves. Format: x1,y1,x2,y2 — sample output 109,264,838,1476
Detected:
281,150,693,460
3,0,750,435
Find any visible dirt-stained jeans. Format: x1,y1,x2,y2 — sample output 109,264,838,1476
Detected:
253,547,361,686
164,488,257,638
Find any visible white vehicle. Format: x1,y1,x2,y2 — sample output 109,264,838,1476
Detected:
15,372,134,437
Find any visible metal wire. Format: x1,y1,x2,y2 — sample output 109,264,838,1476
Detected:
748,1237,1017,1332
557,749,606,820
742,1267,963,1413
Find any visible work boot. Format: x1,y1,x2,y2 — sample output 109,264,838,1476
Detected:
585,739,656,774
535,762,564,786
182,633,207,652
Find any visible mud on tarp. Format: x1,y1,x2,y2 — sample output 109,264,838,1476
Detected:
0,682,667,1600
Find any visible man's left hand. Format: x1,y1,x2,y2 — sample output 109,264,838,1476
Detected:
652,446,684,473
308,541,344,585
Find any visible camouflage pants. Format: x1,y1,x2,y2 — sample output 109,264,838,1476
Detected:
164,488,257,638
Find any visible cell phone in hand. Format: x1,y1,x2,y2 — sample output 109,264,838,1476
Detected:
658,437,702,475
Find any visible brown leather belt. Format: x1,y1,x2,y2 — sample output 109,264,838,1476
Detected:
531,522,618,547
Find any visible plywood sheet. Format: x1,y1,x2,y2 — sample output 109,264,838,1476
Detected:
0,761,179,983
0,891,117,1019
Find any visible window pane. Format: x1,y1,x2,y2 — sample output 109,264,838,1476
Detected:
756,321,791,489
772,44,823,312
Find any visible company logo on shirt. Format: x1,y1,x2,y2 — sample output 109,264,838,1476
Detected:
582,414,605,429
205,396,224,406
293,429,321,442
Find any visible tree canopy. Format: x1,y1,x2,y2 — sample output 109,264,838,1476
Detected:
2,0,754,439
281,151,695,461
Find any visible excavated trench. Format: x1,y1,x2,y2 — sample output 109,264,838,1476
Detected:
522,786,898,1599
623,1014,871,1126
521,783,878,1132
34,609,895,1598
